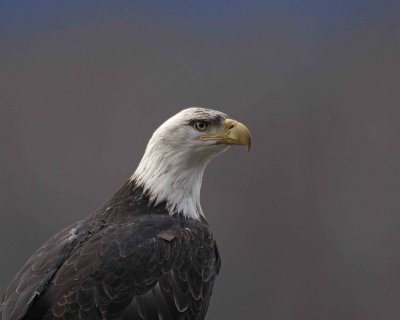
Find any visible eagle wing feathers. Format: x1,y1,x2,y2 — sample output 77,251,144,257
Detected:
1,215,220,320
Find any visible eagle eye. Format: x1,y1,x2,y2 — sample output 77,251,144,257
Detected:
193,120,208,132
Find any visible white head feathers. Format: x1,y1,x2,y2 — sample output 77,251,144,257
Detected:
131,108,230,220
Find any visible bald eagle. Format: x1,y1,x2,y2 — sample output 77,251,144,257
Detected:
0,108,251,320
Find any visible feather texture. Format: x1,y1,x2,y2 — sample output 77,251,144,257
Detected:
0,183,221,320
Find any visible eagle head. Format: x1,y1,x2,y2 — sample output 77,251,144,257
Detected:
132,107,251,220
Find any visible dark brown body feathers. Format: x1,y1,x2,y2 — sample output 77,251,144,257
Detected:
0,182,220,320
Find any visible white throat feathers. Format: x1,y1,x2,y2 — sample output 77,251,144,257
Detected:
131,108,230,220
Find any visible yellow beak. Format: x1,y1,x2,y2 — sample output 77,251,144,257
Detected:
199,119,251,152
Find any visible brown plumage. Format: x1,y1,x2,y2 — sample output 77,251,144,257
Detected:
1,183,220,320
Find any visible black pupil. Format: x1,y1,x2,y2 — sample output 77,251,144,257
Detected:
196,121,206,130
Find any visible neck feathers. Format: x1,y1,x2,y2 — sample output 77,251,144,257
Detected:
131,145,210,220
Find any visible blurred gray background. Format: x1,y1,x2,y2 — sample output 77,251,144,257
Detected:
1,1,400,319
